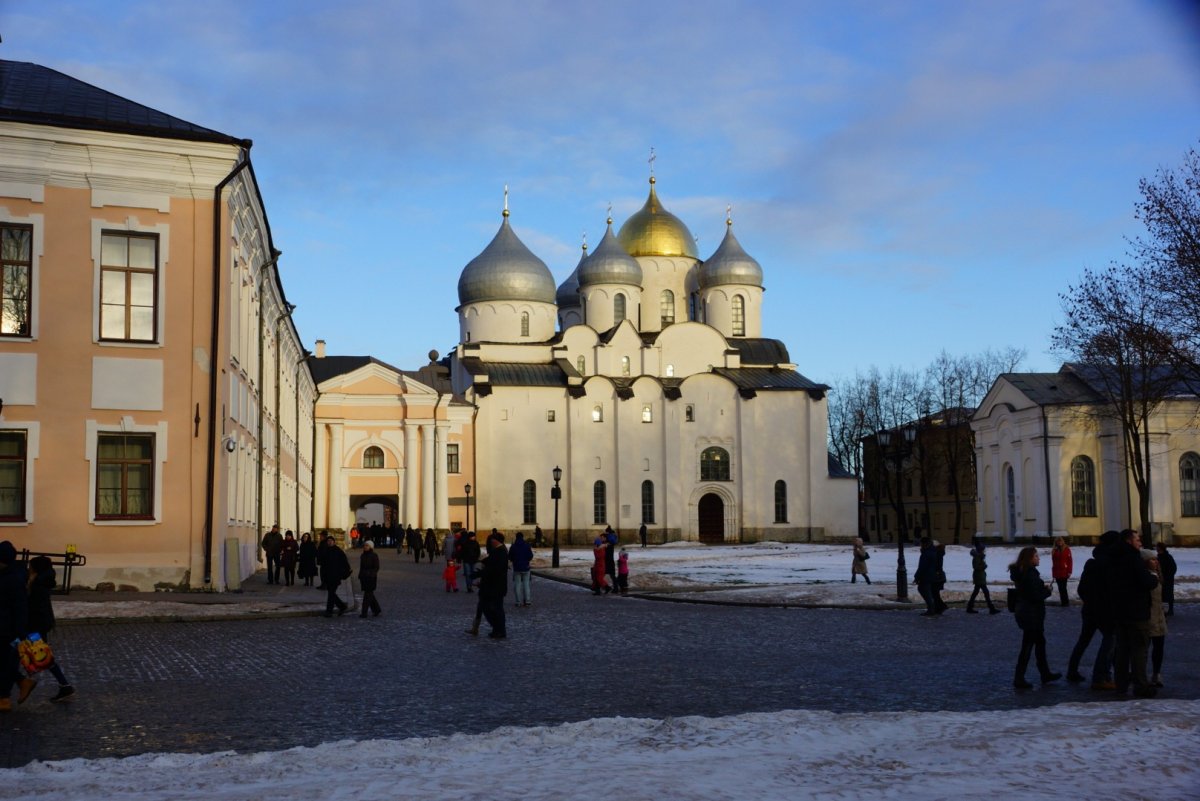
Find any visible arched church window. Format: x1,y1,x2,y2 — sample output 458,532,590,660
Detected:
621,356,631,376
732,295,745,337
1071,456,1095,517
614,293,627,324
363,446,384,469
523,479,537,525
641,480,655,524
593,480,607,524
642,404,652,423
666,364,675,377
520,312,530,337
577,355,586,374
774,480,787,523
592,405,603,423
700,446,730,481
660,290,675,327
1181,452,1200,516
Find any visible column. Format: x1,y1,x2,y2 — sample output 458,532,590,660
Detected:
404,423,419,526
328,423,344,531
434,422,450,531
421,423,435,529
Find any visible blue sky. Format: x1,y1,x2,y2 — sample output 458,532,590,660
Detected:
5,0,1200,382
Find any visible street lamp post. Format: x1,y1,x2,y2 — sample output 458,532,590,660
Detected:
464,483,472,533
551,465,562,568
878,426,917,601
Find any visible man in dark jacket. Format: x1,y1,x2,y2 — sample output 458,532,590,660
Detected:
1155,542,1177,616
0,541,28,711
460,532,481,593
1111,529,1158,697
261,524,283,584
1066,530,1119,689
478,533,508,639
318,535,352,617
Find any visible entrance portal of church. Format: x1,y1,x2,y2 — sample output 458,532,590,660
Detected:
350,495,399,548
698,493,724,543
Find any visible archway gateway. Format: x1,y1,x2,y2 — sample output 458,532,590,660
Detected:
698,493,724,543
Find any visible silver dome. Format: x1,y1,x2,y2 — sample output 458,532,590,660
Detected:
699,223,763,289
556,245,587,307
578,223,643,288
458,216,557,306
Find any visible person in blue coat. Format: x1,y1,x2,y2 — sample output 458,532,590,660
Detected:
508,532,534,607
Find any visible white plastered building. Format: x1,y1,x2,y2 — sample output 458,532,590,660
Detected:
448,178,857,544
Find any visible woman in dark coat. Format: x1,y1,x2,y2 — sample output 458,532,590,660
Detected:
424,529,438,564
914,537,938,616
279,531,299,586
1009,546,1061,689
26,556,74,701
358,541,381,618
297,533,318,587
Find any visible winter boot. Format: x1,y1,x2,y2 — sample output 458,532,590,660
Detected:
50,685,76,702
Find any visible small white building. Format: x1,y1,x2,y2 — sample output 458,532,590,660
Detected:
448,179,857,544
972,364,1200,544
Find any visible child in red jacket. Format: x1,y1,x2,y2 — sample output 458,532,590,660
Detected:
442,559,459,592
1051,537,1073,607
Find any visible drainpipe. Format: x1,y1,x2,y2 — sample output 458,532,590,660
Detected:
204,148,251,589
1041,404,1054,542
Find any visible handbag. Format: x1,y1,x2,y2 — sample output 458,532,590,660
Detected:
17,634,54,674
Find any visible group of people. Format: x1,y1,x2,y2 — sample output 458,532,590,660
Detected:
1008,529,1173,696
0,541,75,710
259,525,323,587
591,526,630,596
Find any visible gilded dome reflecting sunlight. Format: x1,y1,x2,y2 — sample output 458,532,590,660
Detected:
616,178,699,260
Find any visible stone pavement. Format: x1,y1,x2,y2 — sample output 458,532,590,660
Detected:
2,550,1195,768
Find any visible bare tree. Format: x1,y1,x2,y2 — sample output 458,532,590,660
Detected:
1053,263,1181,543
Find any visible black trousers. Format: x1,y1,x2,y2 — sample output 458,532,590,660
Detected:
1015,626,1051,680
324,581,347,615
1055,577,1069,606
266,553,281,583
481,594,506,636
1114,620,1151,691
967,582,994,610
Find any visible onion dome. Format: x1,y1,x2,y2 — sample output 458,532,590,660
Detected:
698,216,763,289
556,243,587,307
617,177,699,259
457,210,556,306
579,219,643,287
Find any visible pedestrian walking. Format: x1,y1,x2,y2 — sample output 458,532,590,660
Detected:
1008,546,1061,689
1066,530,1118,690
298,532,318,587
0,541,29,712
617,548,630,595
932,540,948,613
915,537,938,616
591,537,609,595
1112,529,1158,698
424,529,437,564
314,534,330,590
280,531,298,586
408,526,423,564
443,559,459,592
508,531,533,607
1143,549,1167,688
1051,537,1073,606
460,531,481,592
318,534,352,617
358,541,381,618
965,537,998,613
851,538,871,584
261,524,283,584
478,532,508,639
1156,542,1177,616
25,556,73,702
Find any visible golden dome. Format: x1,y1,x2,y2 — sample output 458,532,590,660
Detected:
616,178,699,259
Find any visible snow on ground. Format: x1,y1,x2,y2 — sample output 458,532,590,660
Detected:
537,542,1200,607
8,701,1197,801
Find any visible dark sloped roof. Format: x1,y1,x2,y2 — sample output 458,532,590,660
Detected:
1001,372,1103,406
828,451,854,479
712,367,826,392
1063,362,1199,399
726,338,791,366
310,355,406,385
460,359,568,387
0,60,244,146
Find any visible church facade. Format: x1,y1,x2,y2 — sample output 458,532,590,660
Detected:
448,179,856,544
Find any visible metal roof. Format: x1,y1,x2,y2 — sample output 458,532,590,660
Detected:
727,338,791,365
712,367,827,392
0,60,245,146
1000,371,1102,406
460,359,568,387
699,223,763,289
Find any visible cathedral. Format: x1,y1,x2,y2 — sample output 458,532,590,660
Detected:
447,177,856,544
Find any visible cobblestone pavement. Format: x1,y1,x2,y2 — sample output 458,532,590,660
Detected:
1,551,1196,767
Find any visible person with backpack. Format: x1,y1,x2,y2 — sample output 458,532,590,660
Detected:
1066,530,1118,689
25,556,74,702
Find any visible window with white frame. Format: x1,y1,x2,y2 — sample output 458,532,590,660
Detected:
614,293,626,323
1071,456,1096,517
700,446,730,481
1181,452,1200,516
363,446,384,469
1,224,32,337
593,480,607,524
642,404,652,423
621,356,631,376
660,290,675,327
99,231,159,342
592,405,603,422
96,432,154,519
731,295,745,337
0,431,27,521
447,443,460,474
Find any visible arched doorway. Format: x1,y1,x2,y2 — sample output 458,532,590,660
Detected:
349,494,399,548
698,493,725,543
